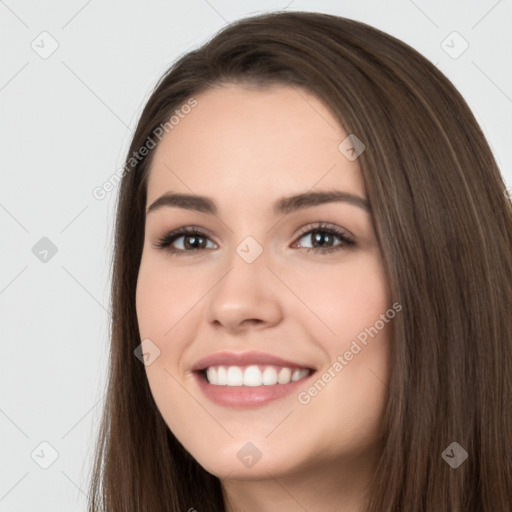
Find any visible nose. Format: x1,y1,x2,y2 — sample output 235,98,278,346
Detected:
204,246,283,333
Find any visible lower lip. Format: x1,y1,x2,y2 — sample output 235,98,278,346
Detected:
193,370,316,408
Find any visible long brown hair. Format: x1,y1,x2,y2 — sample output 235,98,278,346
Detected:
87,11,512,511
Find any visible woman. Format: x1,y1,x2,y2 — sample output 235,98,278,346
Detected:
87,11,512,512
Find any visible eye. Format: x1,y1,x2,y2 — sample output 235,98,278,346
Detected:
152,222,355,257
153,226,216,256
292,222,356,254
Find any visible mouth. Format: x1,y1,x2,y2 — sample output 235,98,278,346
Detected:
199,364,314,386
190,350,318,408
192,363,317,408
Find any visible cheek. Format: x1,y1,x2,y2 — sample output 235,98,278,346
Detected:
135,260,200,428
135,253,198,341
298,251,391,341
136,275,168,333
297,252,392,428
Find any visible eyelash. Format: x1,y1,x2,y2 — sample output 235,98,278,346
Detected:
153,222,355,257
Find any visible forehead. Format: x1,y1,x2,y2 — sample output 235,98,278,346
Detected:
146,83,365,209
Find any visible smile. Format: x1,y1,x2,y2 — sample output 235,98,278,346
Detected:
193,366,317,408
204,364,312,386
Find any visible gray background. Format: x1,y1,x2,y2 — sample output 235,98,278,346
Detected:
1,0,511,510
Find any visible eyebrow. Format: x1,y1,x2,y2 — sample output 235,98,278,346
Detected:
146,190,371,216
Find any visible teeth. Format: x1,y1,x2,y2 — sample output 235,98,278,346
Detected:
262,366,278,385
206,367,217,385
217,366,227,385
243,365,263,387
291,368,307,381
277,367,292,384
226,366,243,386
204,365,310,386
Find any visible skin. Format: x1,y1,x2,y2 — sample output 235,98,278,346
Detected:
136,83,393,512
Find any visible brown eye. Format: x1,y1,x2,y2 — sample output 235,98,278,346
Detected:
153,227,216,256
292,222,356,254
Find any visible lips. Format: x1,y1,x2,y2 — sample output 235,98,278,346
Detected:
189,350,318,407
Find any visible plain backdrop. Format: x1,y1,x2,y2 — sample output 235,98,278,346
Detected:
1,0,511,510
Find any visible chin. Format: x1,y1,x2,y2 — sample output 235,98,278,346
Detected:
187,441,308,481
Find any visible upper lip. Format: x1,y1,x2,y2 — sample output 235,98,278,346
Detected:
191,351,316,372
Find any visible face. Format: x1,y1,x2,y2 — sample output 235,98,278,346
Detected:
136,83,394,481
